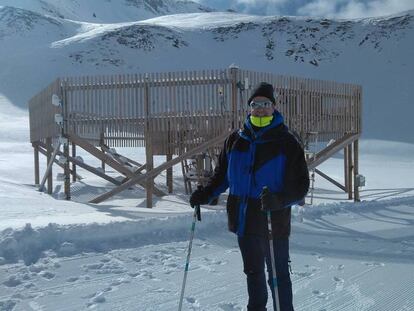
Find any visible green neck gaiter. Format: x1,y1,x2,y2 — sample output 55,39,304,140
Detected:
250,115,273,127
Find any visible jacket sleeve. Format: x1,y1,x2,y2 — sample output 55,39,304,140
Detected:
203,133,233,202
281,137,310,207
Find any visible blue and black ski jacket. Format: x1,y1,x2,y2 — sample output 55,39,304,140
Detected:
205,111,309,238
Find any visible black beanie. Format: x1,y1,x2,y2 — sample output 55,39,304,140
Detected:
247,82,276,105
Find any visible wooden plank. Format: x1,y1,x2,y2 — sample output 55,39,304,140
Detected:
64,77,229,91
37,144,83,180
307,133,359,170
315,169,346,192
40,139,60,193
101,144,143,167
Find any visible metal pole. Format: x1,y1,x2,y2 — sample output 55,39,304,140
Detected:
178,204,201,311
267,211,281,311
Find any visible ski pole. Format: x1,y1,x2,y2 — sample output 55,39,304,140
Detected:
178,200,201,311
263,187,281,311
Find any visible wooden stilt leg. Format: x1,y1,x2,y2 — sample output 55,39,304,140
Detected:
34,143,40,185
72,143,77,182
347,143,353,200
46,137,53,194
64,142,71,200
353,139,360,202
344,146,348,193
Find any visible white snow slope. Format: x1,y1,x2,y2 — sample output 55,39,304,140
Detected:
0,3,414,311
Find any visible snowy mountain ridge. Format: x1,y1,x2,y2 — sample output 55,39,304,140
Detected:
0,5,413,142
0,0,214,23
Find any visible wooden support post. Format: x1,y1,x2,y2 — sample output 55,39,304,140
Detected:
61,79,70,199
347,143,353,200
63,142,71,200
71,143,76,182
100,132,105,172
353,139,360,202
167,153,173,194
344,146,349,192
46,137,53,194
144,77,153,208
34,143,40,185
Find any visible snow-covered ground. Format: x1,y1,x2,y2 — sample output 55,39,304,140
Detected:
1,93,414,310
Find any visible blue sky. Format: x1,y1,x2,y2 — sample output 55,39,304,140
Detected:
197,0,414,18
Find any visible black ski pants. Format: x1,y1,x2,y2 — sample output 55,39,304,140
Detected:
238,235,294,311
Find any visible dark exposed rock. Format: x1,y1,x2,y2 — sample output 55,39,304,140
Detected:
101,25,188,51
212,22,259,41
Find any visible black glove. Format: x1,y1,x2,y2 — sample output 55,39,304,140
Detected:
260,187,284,212
189,186,209,208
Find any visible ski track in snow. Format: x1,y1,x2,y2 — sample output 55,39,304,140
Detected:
0,197,413,310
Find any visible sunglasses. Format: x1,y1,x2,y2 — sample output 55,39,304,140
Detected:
249,100,273,109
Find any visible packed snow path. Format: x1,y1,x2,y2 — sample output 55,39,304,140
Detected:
0,199,413,311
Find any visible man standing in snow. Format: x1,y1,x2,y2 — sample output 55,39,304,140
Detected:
190,82,309,311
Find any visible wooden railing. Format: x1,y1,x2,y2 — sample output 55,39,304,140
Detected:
29,68,361,156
